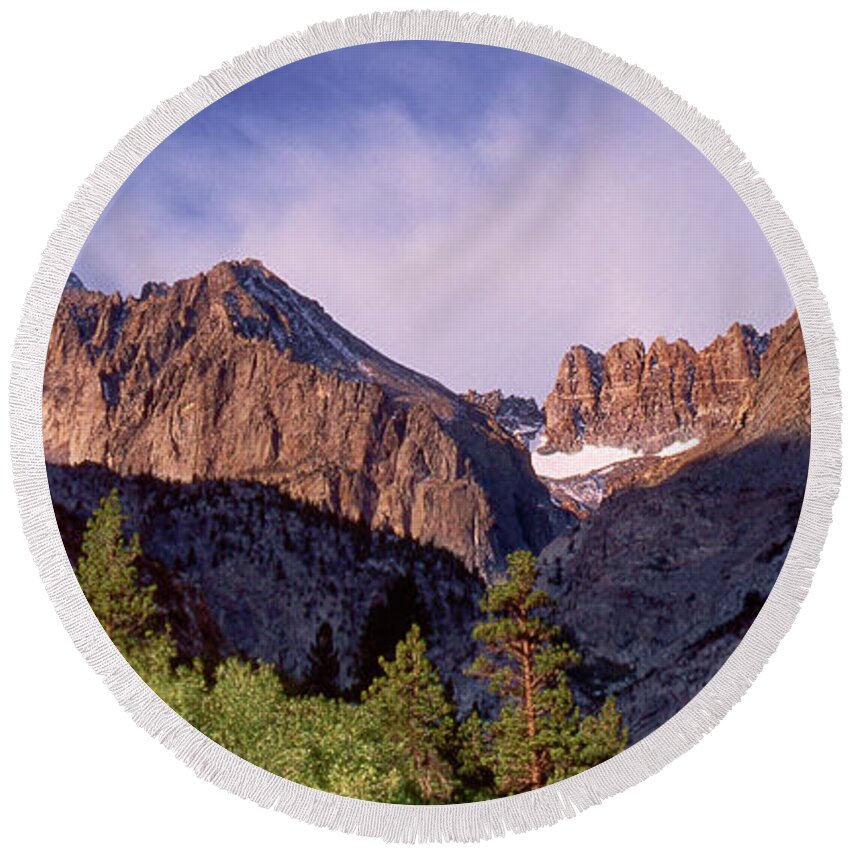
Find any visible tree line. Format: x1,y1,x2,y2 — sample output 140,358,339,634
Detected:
76,489,627,803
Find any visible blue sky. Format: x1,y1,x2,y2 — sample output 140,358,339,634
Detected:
73,41,793,401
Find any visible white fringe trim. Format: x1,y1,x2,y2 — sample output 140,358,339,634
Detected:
8,9,841,843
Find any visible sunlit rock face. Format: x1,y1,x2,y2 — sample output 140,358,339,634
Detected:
43,260,567,574
543,314,800,454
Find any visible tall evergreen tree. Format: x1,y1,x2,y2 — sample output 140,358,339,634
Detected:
362,624,457,803
76,488,157,650
75,489,207,717
468,550,627,794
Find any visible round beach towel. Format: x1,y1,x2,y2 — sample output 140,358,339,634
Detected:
9,11,840,842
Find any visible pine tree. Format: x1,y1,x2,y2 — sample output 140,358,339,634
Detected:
76,489,157,650
569,695,628,777
305,621,340,697
467,549,626,794
362,624,457,803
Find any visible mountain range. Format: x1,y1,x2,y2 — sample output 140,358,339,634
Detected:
43,259,810,739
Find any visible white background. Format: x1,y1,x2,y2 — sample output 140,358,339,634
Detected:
1,1,847,847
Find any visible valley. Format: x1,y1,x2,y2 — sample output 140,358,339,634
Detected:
43,261,810,741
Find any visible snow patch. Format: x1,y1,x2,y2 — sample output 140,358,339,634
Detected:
532,445,643,479
656,438,701,457
531,438,700,480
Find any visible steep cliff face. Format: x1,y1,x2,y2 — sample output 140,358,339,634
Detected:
537,310,808,516
543,316,794,453
43,260,565,573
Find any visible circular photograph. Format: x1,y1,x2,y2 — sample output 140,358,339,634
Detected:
42,40,809,805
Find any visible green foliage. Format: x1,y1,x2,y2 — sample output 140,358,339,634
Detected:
75,490,627,803
127,632,207,720
454,709,495,801
75,489,207,712
362,624,457,803
467,550,627,794
77,489,157,651
562,695,629,780
190,648,455,803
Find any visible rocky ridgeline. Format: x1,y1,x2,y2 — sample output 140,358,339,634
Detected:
44,261,566,574
544,314,804,453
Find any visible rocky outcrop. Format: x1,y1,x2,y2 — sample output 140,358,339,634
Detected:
738,311,810,439
544,315,800,453
43,260,566,573
461,389,544,446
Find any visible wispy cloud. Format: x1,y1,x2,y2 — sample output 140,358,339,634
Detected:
73,42,793,401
